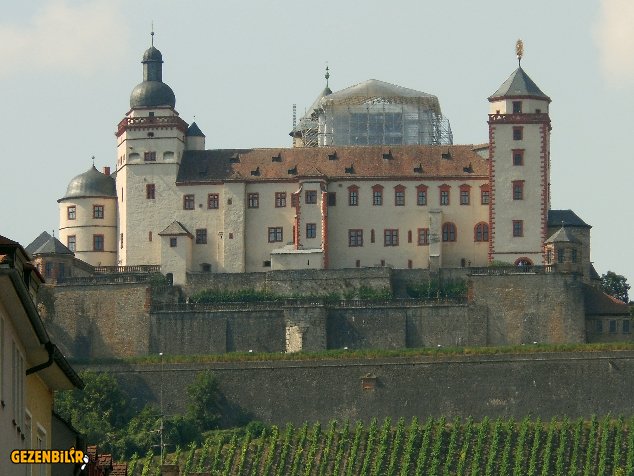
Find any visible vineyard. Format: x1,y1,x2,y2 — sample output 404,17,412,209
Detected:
127,416,634,476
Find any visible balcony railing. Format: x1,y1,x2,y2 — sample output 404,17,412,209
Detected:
468,265,556,276
93,265,161,274
56,274,156,286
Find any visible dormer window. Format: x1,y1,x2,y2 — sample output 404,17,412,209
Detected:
512,101,522,113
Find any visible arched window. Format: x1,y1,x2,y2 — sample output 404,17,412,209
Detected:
474,222,489,242
514,257,533,267
442,222,457,242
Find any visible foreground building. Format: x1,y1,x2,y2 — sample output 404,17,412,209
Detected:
0,236,83,476
55,40,590,285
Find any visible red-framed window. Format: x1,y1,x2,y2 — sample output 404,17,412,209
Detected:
93,205,104,219
416,184,428,206
442,223,457,242
67,235,76,252
459,184,471,205
305,190,317,204
275,192,287,208
417,228,429,246
248,193,259,208
93,234,104,251
208,193,219,209
183,194,195,210
480,184,490,205
439,184,451,206
67,206,76,220
512,180,524,200
348,185,359,206
512,149,524,166
348,229,363,247
306,223,317,239
384,229,399,246
474,222,489,242
268,227,283,242
513,220,524,237
372,184,384,206
394,185,406,206
512,126,523,140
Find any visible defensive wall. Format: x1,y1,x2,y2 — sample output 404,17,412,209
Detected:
38,267,630,360
83,350,634,426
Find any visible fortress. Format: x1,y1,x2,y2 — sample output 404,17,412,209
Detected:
21,39,630,362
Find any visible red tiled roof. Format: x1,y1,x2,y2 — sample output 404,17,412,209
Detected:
177,145,488,184
584,285,630,316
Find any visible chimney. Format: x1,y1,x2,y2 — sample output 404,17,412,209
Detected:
103,166,111,176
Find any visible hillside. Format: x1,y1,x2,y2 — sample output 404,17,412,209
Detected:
128,416,634,475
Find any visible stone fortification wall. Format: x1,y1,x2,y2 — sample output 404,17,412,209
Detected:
471,273,586,345
86,350,634,426
38,282,152,359
38,269,588,359
184,267,393,296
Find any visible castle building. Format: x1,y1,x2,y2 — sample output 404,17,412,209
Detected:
56,40,592,285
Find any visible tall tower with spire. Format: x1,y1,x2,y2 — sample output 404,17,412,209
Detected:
488,40,551,265
115,34,189,265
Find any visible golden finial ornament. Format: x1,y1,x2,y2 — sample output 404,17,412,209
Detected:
516,39,524,66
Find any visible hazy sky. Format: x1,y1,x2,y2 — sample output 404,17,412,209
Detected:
1,0,632,288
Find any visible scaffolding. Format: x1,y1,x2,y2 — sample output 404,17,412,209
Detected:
292,79,453,147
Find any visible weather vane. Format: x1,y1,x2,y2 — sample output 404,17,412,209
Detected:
151,21,155,46
516,39,524,66
325,64,330,88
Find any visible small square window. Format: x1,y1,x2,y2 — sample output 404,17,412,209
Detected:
183,194,195,210
93,205,104,219
306,223,317,239
513,127,523,141
144,151,156,162
67,206,76,220
248,193,259,208
169,237,177,247
263,260,271,267
512,101,522,113
195,229,207,244
305,190,317,204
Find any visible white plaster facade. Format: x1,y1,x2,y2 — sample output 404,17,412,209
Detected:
58,45,561,284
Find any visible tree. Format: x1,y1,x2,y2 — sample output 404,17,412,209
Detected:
186,370,223,432
55,371,133,454
601,271,630,303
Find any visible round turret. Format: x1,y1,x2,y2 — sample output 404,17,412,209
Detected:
58,165,117,267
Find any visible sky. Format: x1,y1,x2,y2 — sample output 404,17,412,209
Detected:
0,0,632,290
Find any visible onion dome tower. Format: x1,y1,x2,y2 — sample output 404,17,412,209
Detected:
115,33,188,266
58,163,117,267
